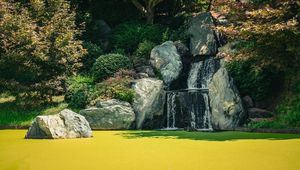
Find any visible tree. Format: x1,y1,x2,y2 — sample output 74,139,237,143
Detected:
130,0,165,24
0,0,85,102
213,0,299,70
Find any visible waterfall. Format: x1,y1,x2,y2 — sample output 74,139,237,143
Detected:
166,92,177,129
163,57,218,131
187,62,202,89
188,57,218,89
186,57,217,131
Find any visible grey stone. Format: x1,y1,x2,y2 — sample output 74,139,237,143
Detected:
208,60,246,130
135,66,155,77
188,13,218,56
26,109,92,139
248,108,273,118
150,41,182,86
243,96,254,108
132,78,165,129
135,73,149,79
174,41,190,58
80,99,135,130
96,99,131,108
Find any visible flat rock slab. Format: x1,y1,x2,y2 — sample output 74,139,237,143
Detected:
80,99,135,130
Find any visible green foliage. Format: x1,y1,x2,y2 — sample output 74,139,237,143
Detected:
248,121,285,129
65,75,94,108
276,96,300,128
0,95,67,126
81,41,103,72
226,57,281,100
111,22,188,54
132,40,156,67
111,22,165,53
91,73,135,104
91,54,133,81
0,0,85,100
248,94,300,129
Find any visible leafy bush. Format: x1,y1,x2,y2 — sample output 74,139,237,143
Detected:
248,95,300,129
0,0,85,100
91,54,132,81
90,72,135,104
226,58,280,100
248,120,285,129
276,96,300,128
132,40,156,67
111,22,167,53
65,75,94,108
81,41,103,72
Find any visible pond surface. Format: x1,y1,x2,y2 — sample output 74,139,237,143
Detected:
1,130,300,170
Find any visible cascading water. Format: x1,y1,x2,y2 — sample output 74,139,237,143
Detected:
187,58,216,131
164,57,219,131
188,57,218,89
166,92,177,129
187,62,202,89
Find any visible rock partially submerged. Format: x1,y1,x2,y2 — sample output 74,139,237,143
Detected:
26,109,92,139
79,99,135,130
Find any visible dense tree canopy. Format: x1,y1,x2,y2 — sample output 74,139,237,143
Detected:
0,0,85,101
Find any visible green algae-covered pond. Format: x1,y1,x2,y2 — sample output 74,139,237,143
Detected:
1,130,300,170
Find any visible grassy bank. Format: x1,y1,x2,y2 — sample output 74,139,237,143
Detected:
0,95,68,127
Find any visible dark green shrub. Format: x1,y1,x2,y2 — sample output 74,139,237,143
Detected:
91,54,132,81
132,40,156,67
226,58,280,100
81,42,103,72
111,22,189,54
90,72,135,104
248,120,285,129
65,75,94,108
111,22,167,53
0,0,85,100
276,96,300,128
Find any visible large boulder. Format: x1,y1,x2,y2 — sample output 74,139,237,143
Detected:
132,78,165,129
150,41,182,86
26,109,92,139
188,13,218,56
79,99,135,130
208,60,246,130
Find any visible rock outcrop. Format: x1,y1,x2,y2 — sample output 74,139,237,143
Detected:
208,60,246,130
150,41,182,86
188,13,218,56
79,99,135,130
132,78,165,129
26,109,92,139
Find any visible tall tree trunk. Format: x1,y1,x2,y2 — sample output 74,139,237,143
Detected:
130,0,164,24
146,5,155,24
146,12,154,24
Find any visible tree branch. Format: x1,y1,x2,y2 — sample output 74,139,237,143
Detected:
131,0,147,14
